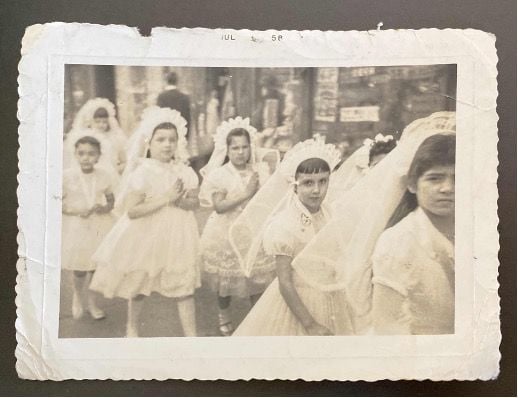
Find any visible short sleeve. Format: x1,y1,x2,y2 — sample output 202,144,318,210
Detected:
371,226,416,297
199,167,228,208
179,165,199,191
127,165,150,195
96,168,114,195
262,219,296,258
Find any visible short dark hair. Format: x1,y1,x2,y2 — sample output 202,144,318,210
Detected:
369,138,397,165
167,72,178,85
146,122,178,158
74,135,101,153
93,107,109,119
225,128,251,146
295,158,330,179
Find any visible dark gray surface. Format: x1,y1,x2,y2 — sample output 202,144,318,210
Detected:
1,0,515,395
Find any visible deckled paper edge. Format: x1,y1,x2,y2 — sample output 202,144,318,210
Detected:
15,23,501,381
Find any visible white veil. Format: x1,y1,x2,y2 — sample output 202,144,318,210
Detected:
64,98,126,173
115,106,189,214
229,137,342,277
290,111,457,333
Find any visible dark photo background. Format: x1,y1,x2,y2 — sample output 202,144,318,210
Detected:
1,0,515,395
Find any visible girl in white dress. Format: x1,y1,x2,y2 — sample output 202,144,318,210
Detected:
199,117,278,336
62,135,116,320
287,112,456,335
233,138,354,336
371,133,455,335
90,107,199,337
64,98,127,179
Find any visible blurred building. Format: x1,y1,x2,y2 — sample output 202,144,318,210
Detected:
64,64,456,160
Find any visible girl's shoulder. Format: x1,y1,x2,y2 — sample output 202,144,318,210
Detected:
173,162,199,187
374,210,420,260
204,163,233,185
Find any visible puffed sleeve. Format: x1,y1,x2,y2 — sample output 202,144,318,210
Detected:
179,164,200,191
262,218,297,258
96,168,114,195
198,167,228,208
371,224,416,297
127,165,150,196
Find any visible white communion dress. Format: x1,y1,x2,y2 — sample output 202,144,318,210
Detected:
234,194,354,336
61,167,116,272
371,207,455,335
199,162,276,298
90,159,200,299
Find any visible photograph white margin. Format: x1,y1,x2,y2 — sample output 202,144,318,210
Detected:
16,24,500,381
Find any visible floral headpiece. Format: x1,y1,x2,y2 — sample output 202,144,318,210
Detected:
126,106,189,166
213,116,258,150
362,133,396,149
280,137,342,183
353,133,397,169
71,97,119,132
200,117,258,177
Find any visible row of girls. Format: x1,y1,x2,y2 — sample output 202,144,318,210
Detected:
62,97,456,337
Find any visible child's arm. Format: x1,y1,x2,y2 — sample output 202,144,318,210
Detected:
276,255,333,335
175,188,200,211
372,284,411,334
94,192,115,214
212,173,259,214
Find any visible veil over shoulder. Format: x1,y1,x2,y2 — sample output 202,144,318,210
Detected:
291,111,457,333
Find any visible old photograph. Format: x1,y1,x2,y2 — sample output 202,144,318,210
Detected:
16,25,499,381
59,64,457,338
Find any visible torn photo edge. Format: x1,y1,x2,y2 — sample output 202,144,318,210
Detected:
16,24,500,381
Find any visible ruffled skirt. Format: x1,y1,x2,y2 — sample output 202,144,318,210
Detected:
200,211,276,298
61,213,115,272
90,207,200,299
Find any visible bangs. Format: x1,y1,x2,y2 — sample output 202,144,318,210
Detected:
295,158,330,178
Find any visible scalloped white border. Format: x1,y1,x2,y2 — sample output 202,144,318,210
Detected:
16,24,500,381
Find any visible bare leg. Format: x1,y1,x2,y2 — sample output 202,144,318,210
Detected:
177,296,197,337
72,271,87,319
85,271,105,320
217,295,233,336
126,295,145,338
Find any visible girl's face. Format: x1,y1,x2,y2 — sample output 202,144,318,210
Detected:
409,165,455,218
149,128,178,162
295,171,330,213
227,135,251,168
75,143,100,173
93,117,109,132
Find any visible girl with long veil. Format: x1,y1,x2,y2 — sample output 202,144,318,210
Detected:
90,107,200,337
371,133,455,335
198,117,279,336
64,98,127,181
232,138,350,336
288,111,456,335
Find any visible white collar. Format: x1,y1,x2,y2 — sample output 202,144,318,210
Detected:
165,85,177,90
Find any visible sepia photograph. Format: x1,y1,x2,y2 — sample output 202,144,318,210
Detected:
15,25,500,381
59,63,457,338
